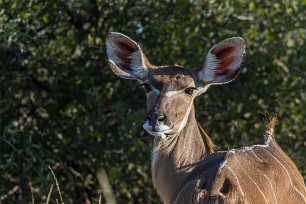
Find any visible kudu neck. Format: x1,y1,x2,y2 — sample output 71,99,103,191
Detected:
151,105,214,204
153,105,214,158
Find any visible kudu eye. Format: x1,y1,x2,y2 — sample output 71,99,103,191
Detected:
184,87,197,96
140,83,152,93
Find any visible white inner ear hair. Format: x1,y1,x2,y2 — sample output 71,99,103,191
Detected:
199,38,245,83
128,50,148,78
199,51,220,82
108,59,134,79
227,44,244,72
106,34,148,79
106,38,122,67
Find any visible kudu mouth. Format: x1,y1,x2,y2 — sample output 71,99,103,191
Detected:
143,120,172,139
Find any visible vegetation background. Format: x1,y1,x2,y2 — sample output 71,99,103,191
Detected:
0,0,305,203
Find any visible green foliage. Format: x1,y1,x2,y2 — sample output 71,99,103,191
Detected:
0,0,305,203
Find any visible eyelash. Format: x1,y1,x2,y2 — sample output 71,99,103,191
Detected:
184,87,197,96
140,83,152,93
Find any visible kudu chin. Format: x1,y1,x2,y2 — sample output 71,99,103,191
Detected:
106,32,306,204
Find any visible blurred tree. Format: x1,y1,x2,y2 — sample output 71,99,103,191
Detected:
0,0,305,203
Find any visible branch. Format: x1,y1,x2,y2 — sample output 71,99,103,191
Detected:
0,137,39,174
0,185,20,201
96,168,116,204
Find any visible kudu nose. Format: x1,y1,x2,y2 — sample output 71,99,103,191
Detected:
147,112,165,130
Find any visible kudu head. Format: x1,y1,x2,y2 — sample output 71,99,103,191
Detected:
106,32,245,139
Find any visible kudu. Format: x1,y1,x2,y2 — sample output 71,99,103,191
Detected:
106,32,306,204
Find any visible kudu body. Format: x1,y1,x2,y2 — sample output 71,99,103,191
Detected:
106,32,306,204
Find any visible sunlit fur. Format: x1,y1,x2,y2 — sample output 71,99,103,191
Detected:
106,32,306,204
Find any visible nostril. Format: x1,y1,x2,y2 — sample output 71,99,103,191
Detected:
158,115,165,122
147,113,152,121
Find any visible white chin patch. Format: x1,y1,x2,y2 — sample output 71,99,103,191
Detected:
143,121,171,139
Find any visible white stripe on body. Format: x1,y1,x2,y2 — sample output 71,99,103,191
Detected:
233,153,269,204
173,161,226,203
226,165,245,197
263,148,306,202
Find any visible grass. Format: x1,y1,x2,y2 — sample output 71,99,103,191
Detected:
44,166,104,204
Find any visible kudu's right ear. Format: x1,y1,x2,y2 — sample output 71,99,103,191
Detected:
198,37,245,86
106,32,151,80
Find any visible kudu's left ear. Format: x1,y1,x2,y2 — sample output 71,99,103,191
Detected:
106,32,151,80
198,37,245,86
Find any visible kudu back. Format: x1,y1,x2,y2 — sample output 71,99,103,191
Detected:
106,32,306,204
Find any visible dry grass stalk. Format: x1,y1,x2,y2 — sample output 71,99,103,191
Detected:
49,166,64,204
30,187,34,204
98,195,102,204
46,184,54,204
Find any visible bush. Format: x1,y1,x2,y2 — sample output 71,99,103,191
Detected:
0,0,305,203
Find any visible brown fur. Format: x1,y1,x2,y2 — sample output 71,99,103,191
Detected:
114,39,138,69
197,122,215,154
267,116,277,139
106,33,306,204
151,107,207,204
172,122,306,204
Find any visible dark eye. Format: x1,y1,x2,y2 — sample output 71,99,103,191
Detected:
184,87,197,96
140,83,152,93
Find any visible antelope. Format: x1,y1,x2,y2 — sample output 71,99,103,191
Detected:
106,32,306,204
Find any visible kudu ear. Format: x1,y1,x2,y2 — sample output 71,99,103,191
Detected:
198,37,245,86
106,32,151,80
